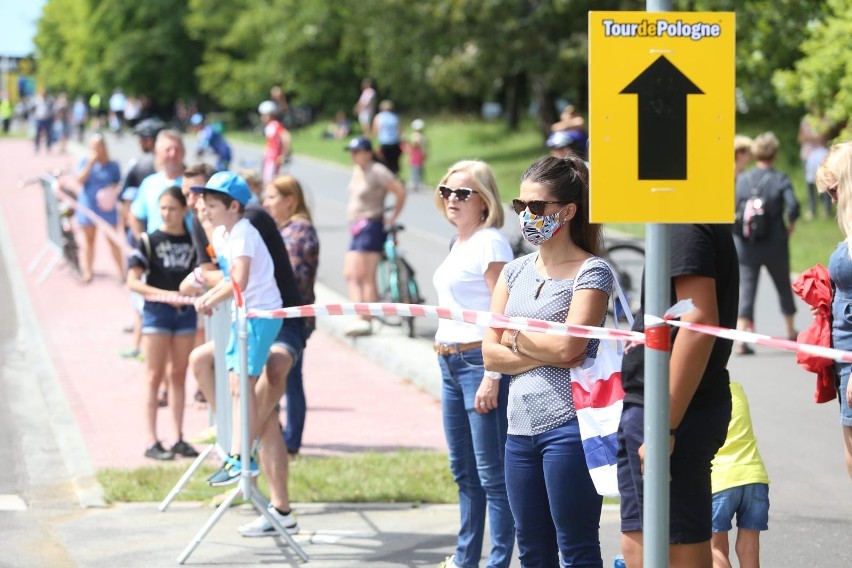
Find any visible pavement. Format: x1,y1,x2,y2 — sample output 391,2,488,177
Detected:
0,131,851,568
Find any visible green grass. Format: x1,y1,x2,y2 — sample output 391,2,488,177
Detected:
97,450,456,504
235,112,839,272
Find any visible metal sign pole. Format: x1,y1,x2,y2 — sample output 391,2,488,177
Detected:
644,5,672,568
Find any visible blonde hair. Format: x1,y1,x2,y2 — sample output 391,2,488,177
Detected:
751,131,780,161
268,175,312,222
435,160,504,229
238,168,264,197
734,135,753,153
817,141,852,246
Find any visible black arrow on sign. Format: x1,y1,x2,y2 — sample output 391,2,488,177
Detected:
620,55,703,180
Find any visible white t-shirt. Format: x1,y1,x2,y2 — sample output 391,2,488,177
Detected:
433,227,513,343
213,218,282,311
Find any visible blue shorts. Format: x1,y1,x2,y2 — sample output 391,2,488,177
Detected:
348,219,385,253
225,318,283,377
142,302,197,336
835,362,852,427
272,318,306,363
712,483,770,532
617,400,731,544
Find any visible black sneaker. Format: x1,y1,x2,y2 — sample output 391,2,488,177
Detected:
145,441,175,461
171,439,200,458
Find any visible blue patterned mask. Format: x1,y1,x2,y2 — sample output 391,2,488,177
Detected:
519,208,565,246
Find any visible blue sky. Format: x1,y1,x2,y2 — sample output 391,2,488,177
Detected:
0,0,45,57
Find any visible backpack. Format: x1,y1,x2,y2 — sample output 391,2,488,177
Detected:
734,172,771,242
139,232,152,276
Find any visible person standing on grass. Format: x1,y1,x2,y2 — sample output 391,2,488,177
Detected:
259,100,291,186
191,172,304,537
263,175,319,457
372,100,402,175
126,186,199,461
433,160,515,568
353,78,377,137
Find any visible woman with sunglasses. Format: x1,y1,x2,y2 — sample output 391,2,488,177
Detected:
343,136,406,336
483,155,611,567
433,161,515,568
816,142,852,478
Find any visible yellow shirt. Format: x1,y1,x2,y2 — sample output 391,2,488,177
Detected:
711,381,770,493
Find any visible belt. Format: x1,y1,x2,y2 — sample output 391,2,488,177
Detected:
433,341,482,356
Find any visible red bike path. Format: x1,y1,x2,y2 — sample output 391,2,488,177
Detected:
0,140,446,471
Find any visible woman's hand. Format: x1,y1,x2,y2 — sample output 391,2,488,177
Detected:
194,292,213,316
474,375,499,414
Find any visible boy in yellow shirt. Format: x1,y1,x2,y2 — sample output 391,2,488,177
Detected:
710,381,770,568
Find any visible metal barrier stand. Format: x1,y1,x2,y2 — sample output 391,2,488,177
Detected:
177,301,309,564
158,301,232,511
27,176,67,284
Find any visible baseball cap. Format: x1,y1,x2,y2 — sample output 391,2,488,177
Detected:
133,117,166,138
190,113,204,126
411,118,425,131
345,136,372,152
190,171,251,206
546,130,581,149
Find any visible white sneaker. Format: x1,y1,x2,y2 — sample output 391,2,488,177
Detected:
238,504,299,537
438,555,459,568
344,319,372,337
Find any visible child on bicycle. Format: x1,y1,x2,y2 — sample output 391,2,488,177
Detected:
126,186,199,460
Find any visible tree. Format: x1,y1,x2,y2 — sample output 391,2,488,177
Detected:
34,0,96,94
773,0,852,137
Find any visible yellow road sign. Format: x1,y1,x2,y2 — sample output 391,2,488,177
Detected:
588,11,735,223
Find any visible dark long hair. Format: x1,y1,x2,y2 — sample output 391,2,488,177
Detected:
521,155,603,256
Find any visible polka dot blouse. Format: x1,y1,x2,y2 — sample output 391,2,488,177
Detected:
503,253,613,436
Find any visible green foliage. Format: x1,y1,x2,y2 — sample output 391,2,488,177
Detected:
97,451,456,504
773,0,852,138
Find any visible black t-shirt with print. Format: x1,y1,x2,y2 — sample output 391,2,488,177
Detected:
620,224,739,407
128,230,195,291
192,202,303,308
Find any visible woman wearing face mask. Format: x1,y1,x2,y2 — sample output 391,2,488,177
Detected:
433,161,515,568
483,155,611,567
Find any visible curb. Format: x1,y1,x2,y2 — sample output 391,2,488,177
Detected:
0,197,106,508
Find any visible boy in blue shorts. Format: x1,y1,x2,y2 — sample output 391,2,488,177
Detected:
192,172,283,485
710,381,770,568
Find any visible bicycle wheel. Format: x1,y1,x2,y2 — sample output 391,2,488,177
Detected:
394,258,420,338
605,243,645,319
376,257,403,327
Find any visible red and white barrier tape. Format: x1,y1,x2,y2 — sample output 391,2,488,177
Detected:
145,294,198,305
141,295,852,364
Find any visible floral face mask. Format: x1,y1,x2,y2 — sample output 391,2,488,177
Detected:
518,207,566,246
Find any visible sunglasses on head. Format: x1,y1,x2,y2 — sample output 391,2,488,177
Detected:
438,185,478,201
511,199,569,216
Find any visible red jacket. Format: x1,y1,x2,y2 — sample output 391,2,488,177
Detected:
791,263,836,403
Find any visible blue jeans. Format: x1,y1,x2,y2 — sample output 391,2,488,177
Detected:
439,348,514,568
284,351,306,452
505,419,603,568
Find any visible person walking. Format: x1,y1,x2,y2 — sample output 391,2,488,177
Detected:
259,100,291,185
734,132,800,354
815,141,852,479
126,186,199,460
263,175,320,456
483,155,611,567
342,136,406,337
433,161,515,568
75,133,124,282
407,119,427,192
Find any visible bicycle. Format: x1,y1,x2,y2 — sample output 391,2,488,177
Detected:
376,223,424,338
509,232,645,319
19,171,83,279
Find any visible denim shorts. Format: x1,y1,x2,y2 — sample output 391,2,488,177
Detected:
348,219,385,253
225,318,283,377
272,318,306,363
835,362,852,427
712,483,770,532
617,400,731,544
142,302,197,336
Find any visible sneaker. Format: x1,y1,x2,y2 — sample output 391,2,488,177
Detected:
145,441,175,461
171,439,200,458
238,504,300,537
344,319,372,337
438,555,459,568
208,455,260,487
